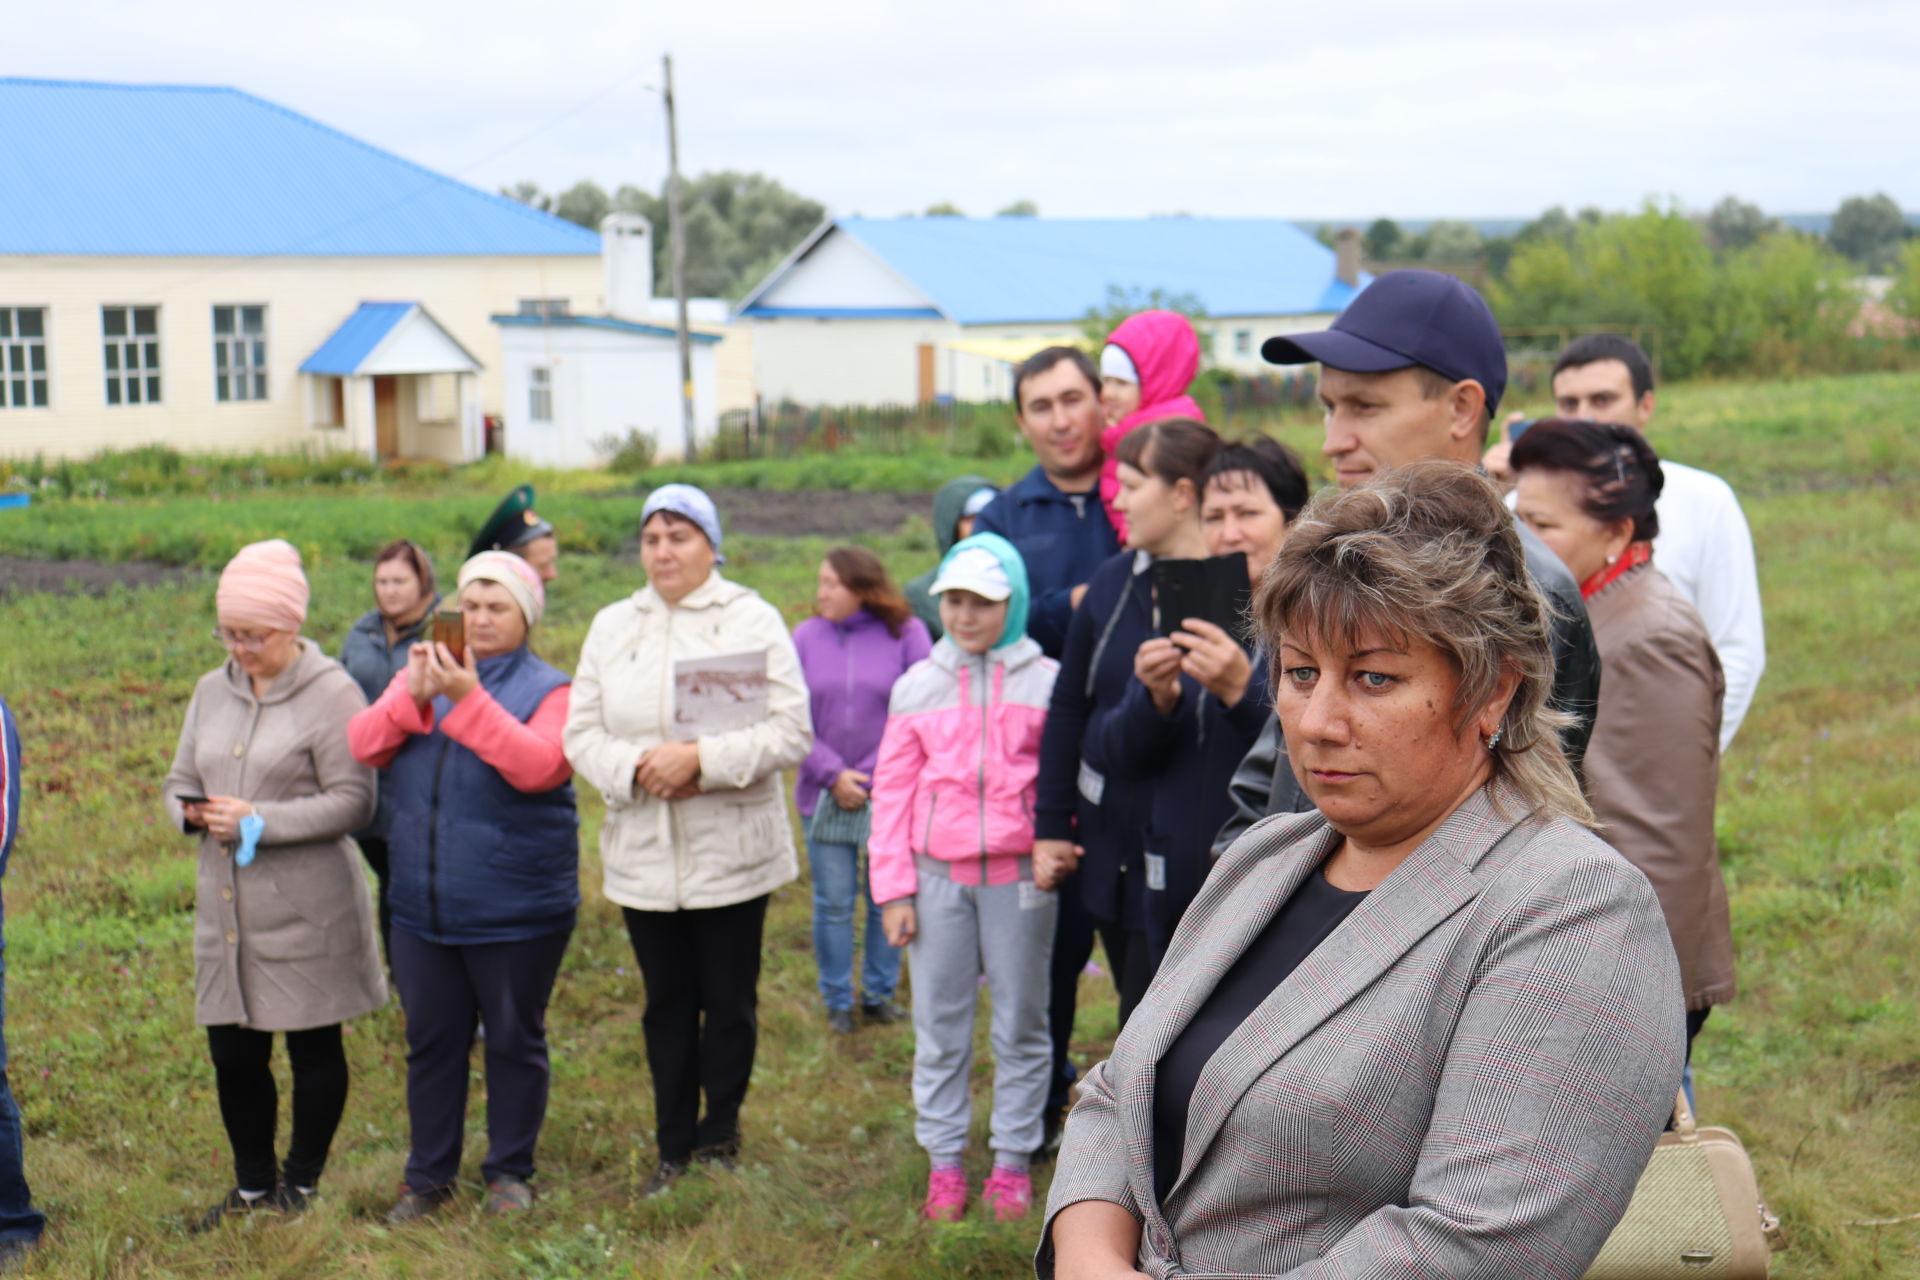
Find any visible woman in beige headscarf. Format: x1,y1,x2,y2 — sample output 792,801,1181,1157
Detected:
163,539,385,1229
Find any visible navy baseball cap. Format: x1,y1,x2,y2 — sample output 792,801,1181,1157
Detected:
1262,269,1507,416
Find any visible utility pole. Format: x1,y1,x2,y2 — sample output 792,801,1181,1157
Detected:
662,53,696,461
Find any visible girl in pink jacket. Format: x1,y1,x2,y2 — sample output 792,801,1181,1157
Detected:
1098,309,1207,541
870,533,1059,1225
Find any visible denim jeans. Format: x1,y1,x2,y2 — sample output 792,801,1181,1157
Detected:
805,833,900,1012
0,950,46,1244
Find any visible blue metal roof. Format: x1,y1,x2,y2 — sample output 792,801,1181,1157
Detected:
739,217,1365,324
300,301,490,376
0,78,601,257
490,314,724,344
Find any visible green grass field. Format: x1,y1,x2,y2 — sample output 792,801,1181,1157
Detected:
0,370,1916,1277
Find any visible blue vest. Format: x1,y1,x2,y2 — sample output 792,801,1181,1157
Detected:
383,646,579,945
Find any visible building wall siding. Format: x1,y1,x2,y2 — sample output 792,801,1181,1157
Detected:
497,325,717,469
747,316,962,406
0,254,600,459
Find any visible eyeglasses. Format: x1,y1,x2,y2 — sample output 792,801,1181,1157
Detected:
211,628,275,652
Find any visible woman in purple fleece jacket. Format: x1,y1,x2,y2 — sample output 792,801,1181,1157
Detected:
793,548,932,1034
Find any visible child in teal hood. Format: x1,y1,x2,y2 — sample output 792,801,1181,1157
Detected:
868,527,1059,1222
929,533,1031,650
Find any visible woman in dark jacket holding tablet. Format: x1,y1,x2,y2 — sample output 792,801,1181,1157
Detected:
1032,419,1221,1022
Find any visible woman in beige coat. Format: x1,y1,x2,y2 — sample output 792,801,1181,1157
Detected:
1513,420,1736,1068
564,486,811,1197
162,540,384,1228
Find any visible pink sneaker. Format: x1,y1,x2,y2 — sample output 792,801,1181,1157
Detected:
980,1166,1033,1222
923,1166,968,1222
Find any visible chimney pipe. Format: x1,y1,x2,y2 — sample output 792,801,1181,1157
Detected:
1334,227,1361,287
600,212,655,319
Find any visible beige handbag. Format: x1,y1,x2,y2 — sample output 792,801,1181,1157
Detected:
1584,1091,1784,1279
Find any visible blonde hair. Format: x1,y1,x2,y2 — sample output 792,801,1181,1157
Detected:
1254,460,1593,827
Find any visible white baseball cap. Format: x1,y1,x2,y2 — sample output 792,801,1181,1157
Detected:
929,545,1012,602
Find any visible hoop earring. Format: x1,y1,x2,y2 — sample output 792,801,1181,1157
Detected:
1486,728,1503,752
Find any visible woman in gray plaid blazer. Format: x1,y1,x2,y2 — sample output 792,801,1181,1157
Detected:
1041,463,1685,1280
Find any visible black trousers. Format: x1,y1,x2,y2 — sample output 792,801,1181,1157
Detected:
357,835,394,963
1044,876,1096,1115
389,927,572,1192
205,1023,347,1193
1097,923,1153,1030
622,896,769,1163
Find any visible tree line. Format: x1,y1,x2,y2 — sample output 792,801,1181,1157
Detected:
498,177,1044,300
1331,192,1913,278
501,174,1920,380
1313,193,1920,378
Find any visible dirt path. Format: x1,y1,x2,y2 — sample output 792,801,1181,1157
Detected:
0,558,200,597
0,491,935,597
703,489,931,538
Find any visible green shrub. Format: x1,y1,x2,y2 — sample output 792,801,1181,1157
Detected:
596,429,660,474
1493,202,1917,380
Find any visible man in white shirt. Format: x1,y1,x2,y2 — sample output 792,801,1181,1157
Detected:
1487,335,1764,749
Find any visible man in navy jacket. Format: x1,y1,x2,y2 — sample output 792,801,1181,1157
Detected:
973,347,1119,660
0,697,46,1270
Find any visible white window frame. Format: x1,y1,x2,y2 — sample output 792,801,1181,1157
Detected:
102,305,162,407
0,307,51,410
529,367,553,422
308,374,347,428
1233,328,1252,356
213,304,269,403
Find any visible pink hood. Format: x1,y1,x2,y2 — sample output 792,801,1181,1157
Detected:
1099,310,1206,539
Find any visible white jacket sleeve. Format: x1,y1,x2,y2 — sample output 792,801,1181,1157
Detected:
562,611,647,807
696,599,815,791
1692,485,1765,751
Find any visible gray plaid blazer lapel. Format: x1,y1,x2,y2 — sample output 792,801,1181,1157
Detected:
1152,785,1533,1206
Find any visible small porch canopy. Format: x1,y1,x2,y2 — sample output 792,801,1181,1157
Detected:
300,302,484,462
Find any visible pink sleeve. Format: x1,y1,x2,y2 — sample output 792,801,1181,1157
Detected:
1098,436,1128,541
439,685,573,793
866,712,926,905
347,669,435,768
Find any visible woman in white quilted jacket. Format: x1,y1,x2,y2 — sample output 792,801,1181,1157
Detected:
562,485,812,1198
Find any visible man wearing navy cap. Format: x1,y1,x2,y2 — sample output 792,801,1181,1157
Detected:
1211,269,1603,854
470,484,559,583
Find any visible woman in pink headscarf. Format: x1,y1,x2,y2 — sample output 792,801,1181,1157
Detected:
163,539,385,1229
1097,310,1206,540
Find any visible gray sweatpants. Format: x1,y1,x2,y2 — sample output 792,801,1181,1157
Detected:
908,855,1058,1162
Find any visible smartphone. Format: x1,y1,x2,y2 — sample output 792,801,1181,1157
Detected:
1507,417,1539,441
1150,553,1250,638
432,610,465,662
175,793,210,806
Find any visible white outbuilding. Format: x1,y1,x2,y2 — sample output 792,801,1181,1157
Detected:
489,214,724,467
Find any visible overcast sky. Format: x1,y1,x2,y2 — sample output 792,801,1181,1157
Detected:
13,0,1916,222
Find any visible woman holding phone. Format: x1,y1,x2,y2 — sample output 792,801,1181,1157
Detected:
348,550,577,1221
163,539,383,1229
1096,422,1270,972
1032,419,1221,1027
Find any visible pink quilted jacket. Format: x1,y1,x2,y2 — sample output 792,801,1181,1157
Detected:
867,636,1058,905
